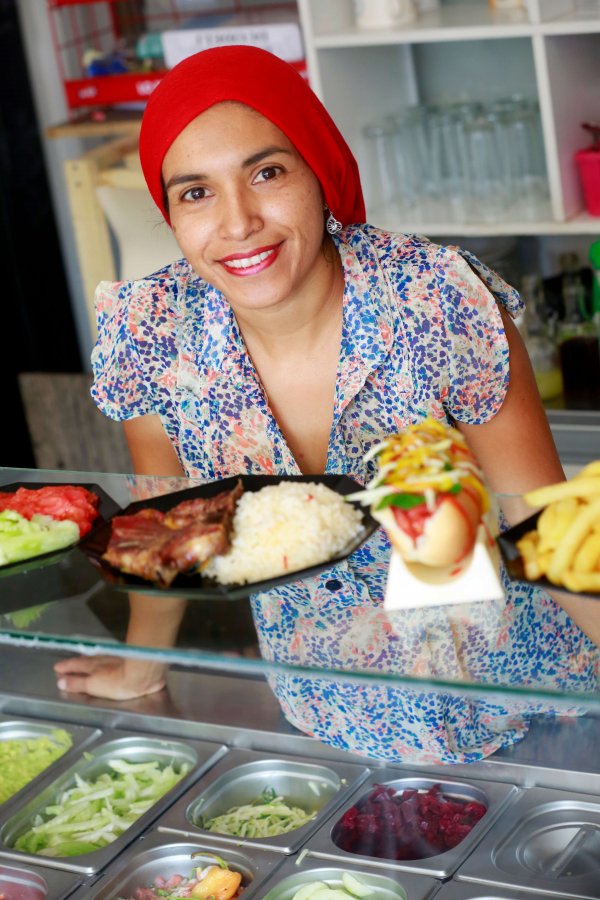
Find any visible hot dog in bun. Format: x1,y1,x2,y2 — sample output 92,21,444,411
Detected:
352,418,489,569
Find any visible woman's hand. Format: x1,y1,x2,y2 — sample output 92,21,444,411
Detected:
53,592,189,700
459,310,600,648
54,655,168,700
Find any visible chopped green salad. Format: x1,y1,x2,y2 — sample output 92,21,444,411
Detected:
0,729,72,805
0,510,78,565
14,757,189,857
200,786,315,838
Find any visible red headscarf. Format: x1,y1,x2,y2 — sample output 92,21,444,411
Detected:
139,45,365,226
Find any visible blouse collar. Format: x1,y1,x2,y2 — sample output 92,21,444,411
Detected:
181,226,396,400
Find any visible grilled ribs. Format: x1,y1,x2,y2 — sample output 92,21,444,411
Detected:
103,481,243,587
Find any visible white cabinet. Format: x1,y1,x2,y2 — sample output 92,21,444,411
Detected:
296,0,600,238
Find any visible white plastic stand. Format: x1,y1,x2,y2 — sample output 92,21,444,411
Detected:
383,525,505,610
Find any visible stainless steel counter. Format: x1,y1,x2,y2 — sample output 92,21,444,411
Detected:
2,645,600,898
1,644,599,793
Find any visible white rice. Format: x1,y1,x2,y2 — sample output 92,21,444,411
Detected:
204,481,364,585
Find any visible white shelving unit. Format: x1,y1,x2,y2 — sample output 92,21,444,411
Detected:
296,0,600,240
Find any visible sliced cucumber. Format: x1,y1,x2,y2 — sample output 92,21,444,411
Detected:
310,891,354,900
291,883,329,900
342,873,374,897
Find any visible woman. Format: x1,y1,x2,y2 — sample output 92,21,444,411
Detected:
56,46,599,762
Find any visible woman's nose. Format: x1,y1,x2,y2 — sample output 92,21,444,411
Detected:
218,189,262,241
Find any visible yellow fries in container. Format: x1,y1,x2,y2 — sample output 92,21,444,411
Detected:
517,461,600,593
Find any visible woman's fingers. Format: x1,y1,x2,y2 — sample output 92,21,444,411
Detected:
55,672,99,696
54,656,168,701
54,655,114,676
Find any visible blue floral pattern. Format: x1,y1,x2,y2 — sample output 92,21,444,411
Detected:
92,225,598,764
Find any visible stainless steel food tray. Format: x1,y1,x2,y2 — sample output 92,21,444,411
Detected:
0,715,99,811
0,858,83,899
156,747,369,853
433,880,583,899
0,729,227,875
456,785,600,899
257,855,440,900
306,770,518,878
75,828,286,899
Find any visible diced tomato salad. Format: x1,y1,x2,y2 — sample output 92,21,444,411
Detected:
0,486,100,537
392,499,440,542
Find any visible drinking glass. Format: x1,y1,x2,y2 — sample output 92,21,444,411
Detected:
387,107,428,220
428,107,469,223
462,116,504,222
361,120,399,219
504,105,549,219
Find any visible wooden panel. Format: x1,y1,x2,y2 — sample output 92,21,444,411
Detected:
18,373,133,473
63,135,140,342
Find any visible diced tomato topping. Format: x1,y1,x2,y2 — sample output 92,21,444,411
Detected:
0,486,100,536
392,485,482,560
392,499,440,543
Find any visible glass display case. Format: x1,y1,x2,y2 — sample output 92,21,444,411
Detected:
1,464,600,897
1,466,598,720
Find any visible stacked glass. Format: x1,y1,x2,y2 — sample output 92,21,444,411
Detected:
361,95,549,224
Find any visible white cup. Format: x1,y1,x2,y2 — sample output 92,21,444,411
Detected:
353,0,417,30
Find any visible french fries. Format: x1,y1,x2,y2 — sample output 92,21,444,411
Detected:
516,462,600,593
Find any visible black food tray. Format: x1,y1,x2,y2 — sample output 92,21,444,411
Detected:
497,510,600,601
78,474,379,600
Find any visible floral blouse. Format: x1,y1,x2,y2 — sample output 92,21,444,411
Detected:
92,225,598,764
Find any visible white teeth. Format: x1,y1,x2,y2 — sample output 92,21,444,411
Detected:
224,249,273,269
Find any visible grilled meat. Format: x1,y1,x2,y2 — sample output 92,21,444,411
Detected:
102,481,243,587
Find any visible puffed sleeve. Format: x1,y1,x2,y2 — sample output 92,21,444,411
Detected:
90,279,156,421
433,245,524,425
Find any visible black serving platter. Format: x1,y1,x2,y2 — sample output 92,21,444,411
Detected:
0,482,121,579
497,510,600,601
78,474,380,600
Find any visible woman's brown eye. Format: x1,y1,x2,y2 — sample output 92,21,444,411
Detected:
257,166,280,181
183,186,206,201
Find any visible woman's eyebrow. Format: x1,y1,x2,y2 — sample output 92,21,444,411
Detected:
242,146,292,168
164,146,293,191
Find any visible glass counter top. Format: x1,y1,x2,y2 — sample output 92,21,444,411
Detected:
1,466,599,718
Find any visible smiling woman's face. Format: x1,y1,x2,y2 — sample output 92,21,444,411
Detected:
162,102,330,315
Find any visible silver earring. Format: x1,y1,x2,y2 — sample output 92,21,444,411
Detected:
326,210,342,235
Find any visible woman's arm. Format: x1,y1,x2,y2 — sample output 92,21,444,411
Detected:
458,308,600,647
123,414,185,476
457,306,564,497
55,414,189,698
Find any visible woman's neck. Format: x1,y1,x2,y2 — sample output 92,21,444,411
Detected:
231,240,345,361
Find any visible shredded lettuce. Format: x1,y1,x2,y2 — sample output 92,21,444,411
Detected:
14,757,189,857
200,788,315,838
